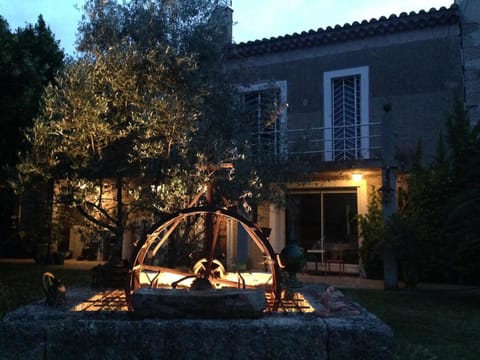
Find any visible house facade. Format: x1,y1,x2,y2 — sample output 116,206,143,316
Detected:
45,1,480,275
225,0,480,273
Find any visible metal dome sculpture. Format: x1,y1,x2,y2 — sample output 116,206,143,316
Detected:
126,205,282,318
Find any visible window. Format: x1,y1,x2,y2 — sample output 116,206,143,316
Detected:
323,67,369,161
240,81,287,156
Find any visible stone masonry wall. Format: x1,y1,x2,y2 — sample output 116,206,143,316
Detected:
0,287,395,360
457,0,480,125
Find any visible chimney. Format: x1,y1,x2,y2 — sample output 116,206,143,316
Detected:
211,4,233,45
455,0,480,23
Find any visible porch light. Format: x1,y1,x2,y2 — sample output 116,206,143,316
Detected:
351,173,363,182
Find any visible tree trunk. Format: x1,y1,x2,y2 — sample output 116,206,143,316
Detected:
111,175,124,264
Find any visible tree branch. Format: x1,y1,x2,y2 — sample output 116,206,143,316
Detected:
76,205,117,234
83,200,116,224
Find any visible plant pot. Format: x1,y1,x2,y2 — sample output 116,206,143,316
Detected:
402,261,419,288
35,243,51,264
53,251,65,265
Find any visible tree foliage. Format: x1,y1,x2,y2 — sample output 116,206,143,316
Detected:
0,14,64,177
358,187,384,279
360,99,480,284
441,102,480,282
412,101,480,283
17,0,289,261
0,15,64,256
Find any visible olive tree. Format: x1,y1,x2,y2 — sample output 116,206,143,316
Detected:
17,0,288,263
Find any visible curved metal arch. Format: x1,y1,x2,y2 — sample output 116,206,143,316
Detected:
127,206,281,302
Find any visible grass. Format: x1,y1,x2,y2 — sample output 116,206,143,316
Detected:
0,261,91,319
343,288,480,360
1,262,480,359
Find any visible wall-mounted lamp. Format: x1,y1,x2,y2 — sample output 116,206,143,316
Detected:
352,173,363,182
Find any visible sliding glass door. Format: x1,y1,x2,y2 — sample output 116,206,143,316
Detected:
287,189,359,264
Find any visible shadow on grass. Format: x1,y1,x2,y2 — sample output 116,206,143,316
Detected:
343,288,480,360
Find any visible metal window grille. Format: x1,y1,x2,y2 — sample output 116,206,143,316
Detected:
331,75,361,161
243,88,282,155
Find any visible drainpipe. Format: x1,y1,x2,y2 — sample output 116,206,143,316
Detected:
381,104,398,290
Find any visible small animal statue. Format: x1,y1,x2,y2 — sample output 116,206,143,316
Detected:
41,272,66,307
316,285,359,317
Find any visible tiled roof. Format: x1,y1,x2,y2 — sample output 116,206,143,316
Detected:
229,5,459,58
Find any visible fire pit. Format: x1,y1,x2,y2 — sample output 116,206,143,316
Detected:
126,206,284,318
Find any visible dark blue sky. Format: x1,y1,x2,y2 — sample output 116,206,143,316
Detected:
0,0,453,55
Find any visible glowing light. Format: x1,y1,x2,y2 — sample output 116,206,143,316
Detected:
71,289,128,312
137,269,274,290
352,173,363,182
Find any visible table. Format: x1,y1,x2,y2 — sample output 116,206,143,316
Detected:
324,259,345,274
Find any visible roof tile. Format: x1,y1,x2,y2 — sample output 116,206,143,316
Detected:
229,5,459,59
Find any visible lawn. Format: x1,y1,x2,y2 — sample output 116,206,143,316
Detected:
343,288,480,360
0,261,92,319
1,262,480,359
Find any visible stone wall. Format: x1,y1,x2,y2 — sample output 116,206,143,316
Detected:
456,0,480,125
0,287,395,360
229,23,463,166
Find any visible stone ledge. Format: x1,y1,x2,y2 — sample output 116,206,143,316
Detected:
132,288,266,318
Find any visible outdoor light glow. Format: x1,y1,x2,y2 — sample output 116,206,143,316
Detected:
71,289,128,312
352,173,363,182
138,269,273,290
222,272,273,287
141,271,196,288
69,283,315,314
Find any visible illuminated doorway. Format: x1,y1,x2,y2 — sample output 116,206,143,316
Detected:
287,189,359,264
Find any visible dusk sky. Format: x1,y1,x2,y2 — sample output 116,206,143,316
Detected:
0,0,453,55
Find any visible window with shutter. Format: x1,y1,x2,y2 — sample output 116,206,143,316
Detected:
240,81,287,156
324,67,369,161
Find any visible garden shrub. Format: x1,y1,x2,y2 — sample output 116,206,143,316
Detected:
358,187,384,279
0,282,14,319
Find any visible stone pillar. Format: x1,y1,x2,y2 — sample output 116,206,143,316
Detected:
456,0,480,124
268,204,285,253
236,205,250,268
236,223,249,268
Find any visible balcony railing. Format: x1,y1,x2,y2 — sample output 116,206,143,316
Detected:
253,121,383,161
